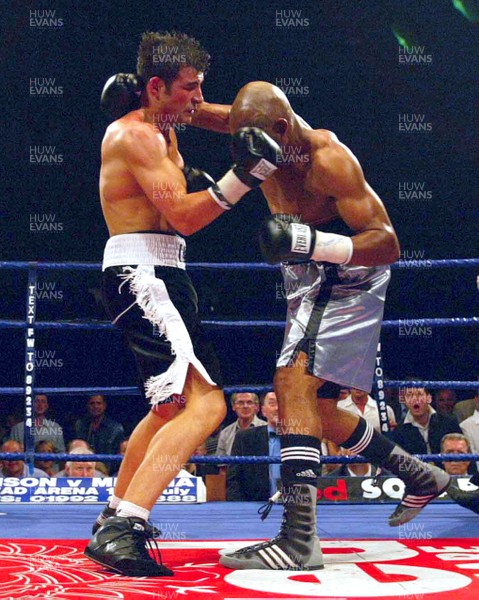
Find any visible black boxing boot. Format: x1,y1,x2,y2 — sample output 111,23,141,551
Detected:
85,516,172,577
384,446,451,526
447,482,479,515
340,418,450,526
92,505,161,537
220,483,323,570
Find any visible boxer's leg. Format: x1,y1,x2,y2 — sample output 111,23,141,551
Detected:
92,401,181,534
221,352,325,571
320,399,451,526
86,365,225,577
119,367,225,510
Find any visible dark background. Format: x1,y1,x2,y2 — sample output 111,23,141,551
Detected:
1,1,477,429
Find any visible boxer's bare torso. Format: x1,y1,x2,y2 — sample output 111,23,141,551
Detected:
100,111,184,236
260,127,399,264
261,128,391,230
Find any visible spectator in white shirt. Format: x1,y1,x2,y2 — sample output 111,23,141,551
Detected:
460,395,479,469
338,388,396,432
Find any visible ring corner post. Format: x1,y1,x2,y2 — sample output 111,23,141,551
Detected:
24,262,38,476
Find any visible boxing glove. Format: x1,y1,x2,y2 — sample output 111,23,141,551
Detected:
259,214,354,265
100,73,143,120
208,127,281,210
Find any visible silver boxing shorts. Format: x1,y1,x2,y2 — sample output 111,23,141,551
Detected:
277,261,391,392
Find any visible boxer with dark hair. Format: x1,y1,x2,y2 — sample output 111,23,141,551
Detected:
85,37,280,577
220,81,450,571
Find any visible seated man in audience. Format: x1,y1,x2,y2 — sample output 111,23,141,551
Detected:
34,440,59,476
391,386,461,454
460,393,479,468
184,441,219,478
1,406,23,442
1,440,48,477
328,446,377,478
74,394,125,458
321,438,342,475
434,389,458,419
440,433,475,476
453,389,479,424
338,388,396,432
58,448,105,478
216,392,265,456
446,432,479,515
66,438,110,476
9,394,65,452
227,391,280,501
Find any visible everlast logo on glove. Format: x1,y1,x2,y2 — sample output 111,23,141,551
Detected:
290,223,311,254
250,159,278,180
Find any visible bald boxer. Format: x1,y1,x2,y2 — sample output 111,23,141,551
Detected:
85,35,280,577
220,82,450,571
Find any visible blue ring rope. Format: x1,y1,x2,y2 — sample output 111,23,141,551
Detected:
0,381,477,396
2,452,478,465
0,258,478,271
0,317,477,330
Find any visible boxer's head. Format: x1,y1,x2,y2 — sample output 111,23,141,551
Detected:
230,81,295,145
137,31,210,123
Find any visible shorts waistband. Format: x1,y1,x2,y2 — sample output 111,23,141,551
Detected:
102,233,186,271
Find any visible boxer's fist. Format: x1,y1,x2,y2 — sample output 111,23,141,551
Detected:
183,166,216,193
259,214,316,264
207,128,281,210
100,73,143,121
231,127,281,188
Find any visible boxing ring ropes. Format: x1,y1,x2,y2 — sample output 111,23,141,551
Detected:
0,257,478,472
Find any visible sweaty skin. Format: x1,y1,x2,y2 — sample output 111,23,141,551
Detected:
230,81,400,267
100,66,230,237
98,66,229,512
229,81,400,443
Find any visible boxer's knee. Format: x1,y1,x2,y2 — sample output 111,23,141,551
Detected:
274,366,320,400
209,391,227,427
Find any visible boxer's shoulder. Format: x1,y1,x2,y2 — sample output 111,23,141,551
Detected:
305,132,364,194
309,132,360,175
103,118,168,163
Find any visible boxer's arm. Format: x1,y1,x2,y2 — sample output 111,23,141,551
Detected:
309,144,400,266
190,101,231,133
121,127,225,235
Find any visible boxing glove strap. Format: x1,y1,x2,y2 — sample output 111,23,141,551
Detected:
214,169,252,206
310,227,354,264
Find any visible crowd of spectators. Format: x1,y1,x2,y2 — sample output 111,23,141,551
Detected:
2,387,478,510
1,393,127,477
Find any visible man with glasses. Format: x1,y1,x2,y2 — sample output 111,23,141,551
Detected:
216,393,265,456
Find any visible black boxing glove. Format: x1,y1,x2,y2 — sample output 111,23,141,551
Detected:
208,127,281,210
183,166,216,193
259,214,354,265
100,73,143,121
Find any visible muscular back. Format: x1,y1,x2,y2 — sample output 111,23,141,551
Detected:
100,110,185,236
260,130,352,226
261,128,399,265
